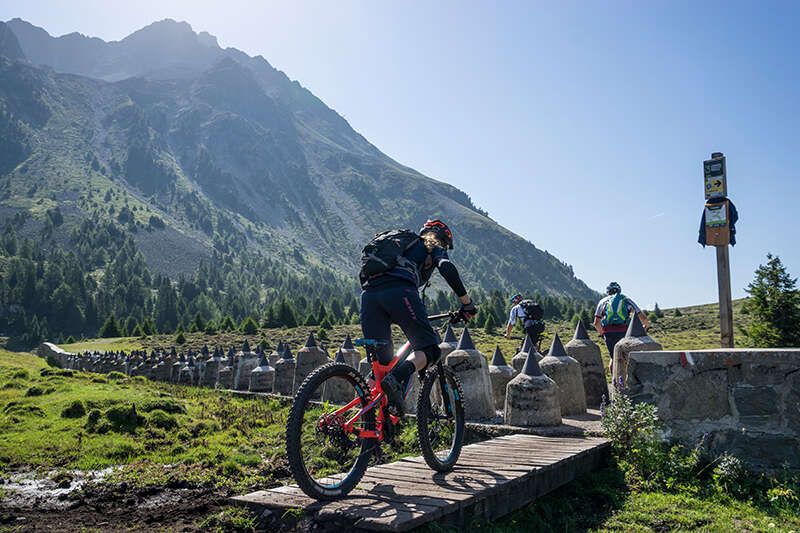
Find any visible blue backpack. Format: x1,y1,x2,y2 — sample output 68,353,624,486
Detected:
601,294,630,326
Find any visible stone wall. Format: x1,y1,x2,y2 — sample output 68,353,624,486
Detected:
624,349,800,470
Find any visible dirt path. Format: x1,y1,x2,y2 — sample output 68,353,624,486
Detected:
1,484,224,532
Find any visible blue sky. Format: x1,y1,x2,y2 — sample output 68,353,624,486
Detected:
2,0,799,308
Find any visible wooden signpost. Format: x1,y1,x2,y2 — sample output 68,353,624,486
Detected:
703,152,734,348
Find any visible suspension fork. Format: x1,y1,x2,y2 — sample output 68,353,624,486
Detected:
436,361,454,418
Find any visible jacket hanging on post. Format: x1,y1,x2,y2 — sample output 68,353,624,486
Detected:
698,198,738,247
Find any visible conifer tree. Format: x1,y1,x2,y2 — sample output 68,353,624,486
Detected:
745,254,800,347
99,315,121,338
241,316,259,335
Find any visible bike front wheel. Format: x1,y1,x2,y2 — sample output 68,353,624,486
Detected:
416,363,465,472
285,363,375,499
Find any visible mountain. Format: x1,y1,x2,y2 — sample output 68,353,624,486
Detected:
0,18,596,302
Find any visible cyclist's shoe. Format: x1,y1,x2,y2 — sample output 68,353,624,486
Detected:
381,374,405,417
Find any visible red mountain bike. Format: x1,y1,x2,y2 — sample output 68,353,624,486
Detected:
285,312,466,500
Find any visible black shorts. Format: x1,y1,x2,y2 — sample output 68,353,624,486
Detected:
360,284,439,365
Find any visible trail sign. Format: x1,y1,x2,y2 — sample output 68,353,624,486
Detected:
703,153,727,199
701,151,733,348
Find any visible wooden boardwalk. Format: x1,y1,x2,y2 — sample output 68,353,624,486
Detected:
232,434,609,531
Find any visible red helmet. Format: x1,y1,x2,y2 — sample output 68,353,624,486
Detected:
419,219,453,249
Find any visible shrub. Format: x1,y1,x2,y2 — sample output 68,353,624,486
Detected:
61,400,86,419
86,409,102,430
40,368,74,377
139,398,185,414
199,507,257,533
673,308,683,317
106,371,128,381
175,330,186,345
601,394,666,487
601,395,661,457
24,385,54,397
3,402,46,418
712,453,751,497
10,370,29,380
767,484,800,514
147,409,178,430
104,404,140,433
64,335,76,344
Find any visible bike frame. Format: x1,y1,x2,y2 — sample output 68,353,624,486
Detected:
328,340,409,441
327,312,457,443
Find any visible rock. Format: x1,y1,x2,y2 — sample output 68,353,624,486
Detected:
488,346,516,411
504,350,561,427
445,328,495,420
565,320,608,407
539,333,587,416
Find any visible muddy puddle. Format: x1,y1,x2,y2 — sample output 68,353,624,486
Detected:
0,467,115,510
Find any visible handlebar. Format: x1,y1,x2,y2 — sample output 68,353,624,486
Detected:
427,311,463,324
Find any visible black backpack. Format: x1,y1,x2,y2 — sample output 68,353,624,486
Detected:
520,300,544,321
359,229,420,284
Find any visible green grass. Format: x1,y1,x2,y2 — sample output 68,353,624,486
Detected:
421,465,800,532
0,347,420,494
60,337,147,354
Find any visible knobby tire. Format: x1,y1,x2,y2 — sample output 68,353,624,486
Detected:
286,362,375,500
416,364,465,471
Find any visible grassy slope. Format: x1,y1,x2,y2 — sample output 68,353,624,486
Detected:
7,298,796,531
60,298,753,371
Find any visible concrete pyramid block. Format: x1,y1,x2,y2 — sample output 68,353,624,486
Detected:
512,334,540,372
539,333,587,416
249,353,275,393
216,354,235,390
274,344,296,396
445,327,495,420
294,333,329,394
234,350,260,391
566,320,608,407
612,314,663,393
488,346,516,411
504,348,561,427
339,335,361,368
438,324,459,362
269,341,283,367
322,349,353,404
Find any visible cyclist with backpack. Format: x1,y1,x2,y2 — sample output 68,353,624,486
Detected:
359,219,476,414
593,282,649,367
505,293,545,348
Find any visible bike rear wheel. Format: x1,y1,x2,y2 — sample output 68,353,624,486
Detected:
286,363,375,499
416,363,465,472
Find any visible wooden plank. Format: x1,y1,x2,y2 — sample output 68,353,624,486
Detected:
231,435,610,532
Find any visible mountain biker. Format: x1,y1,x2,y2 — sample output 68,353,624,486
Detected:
360,219,476,414
504,293,545,347
593,282,649,368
